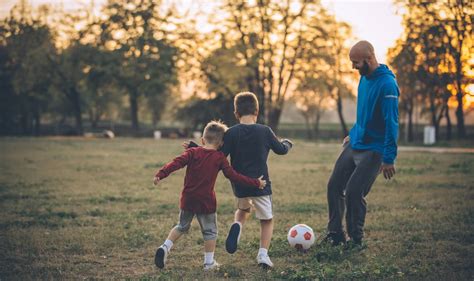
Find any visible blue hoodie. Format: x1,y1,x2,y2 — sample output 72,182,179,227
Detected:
349,64,399,164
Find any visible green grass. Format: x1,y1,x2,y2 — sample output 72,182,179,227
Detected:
0,137,473,280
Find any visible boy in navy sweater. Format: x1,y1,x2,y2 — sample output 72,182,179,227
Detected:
153,120,266,270
223,92,293,268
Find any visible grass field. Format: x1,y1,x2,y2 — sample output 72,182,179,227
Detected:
0,137,473,280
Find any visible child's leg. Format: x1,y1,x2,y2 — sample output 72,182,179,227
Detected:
162,210,194,249
162,226,183,250
259,218,273,249
196,213,219,269
155,210,194,268
234,197,252,224
226,198,252,254
253,195,274,267
234,208,251,224
204,239,217,264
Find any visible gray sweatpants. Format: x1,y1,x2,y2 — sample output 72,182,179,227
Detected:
327,143,382,240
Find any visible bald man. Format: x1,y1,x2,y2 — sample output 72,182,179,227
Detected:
324,40,399,247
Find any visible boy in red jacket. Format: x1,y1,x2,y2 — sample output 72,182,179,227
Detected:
153,120,266,270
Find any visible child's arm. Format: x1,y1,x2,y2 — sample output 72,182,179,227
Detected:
153,150,192,184
220,157,266,189
267,127,293,155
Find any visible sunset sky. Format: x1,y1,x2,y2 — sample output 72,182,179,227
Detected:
0,0,404,63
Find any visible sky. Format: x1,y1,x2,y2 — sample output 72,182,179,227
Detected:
0,0,404,63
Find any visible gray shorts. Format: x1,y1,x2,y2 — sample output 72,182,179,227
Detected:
175,210,218,241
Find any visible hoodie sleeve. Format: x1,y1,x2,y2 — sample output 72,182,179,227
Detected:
381,81,399,164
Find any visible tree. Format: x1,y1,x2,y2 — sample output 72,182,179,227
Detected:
0,4,56,135
390,23,455,141
292,75,332,139
394,0,473,139
388,38,419,142
214,0,338,131
92,0,179,134
183,0,355,133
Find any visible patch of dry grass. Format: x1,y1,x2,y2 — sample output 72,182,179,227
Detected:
0,138,473,279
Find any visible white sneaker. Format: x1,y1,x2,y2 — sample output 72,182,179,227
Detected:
257,254,273,268
203,260,220,271
154,245,169,269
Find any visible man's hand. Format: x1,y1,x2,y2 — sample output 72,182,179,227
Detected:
380,163,396,180
343,135,350,146
153,176,161,185
257,176,267,189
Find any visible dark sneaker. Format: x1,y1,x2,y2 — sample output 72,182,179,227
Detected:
154,245,169,268
225,222,241,254
344,238,366,251
322,232,346,246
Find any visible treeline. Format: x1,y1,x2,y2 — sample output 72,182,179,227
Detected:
388,0,473,141
0,0,357,137
1,0,471,140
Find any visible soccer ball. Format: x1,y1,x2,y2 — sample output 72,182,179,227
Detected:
287,224,316,251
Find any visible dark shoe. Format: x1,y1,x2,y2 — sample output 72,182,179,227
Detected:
344,238,366,251
154,245,169,268
225,222,241,254
322,232,346,246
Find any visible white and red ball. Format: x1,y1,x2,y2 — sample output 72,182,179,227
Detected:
287,224,316,251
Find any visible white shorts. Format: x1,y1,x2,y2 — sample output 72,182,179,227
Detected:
236,195,273,220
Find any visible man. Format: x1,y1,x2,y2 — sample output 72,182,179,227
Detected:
324,40,399,247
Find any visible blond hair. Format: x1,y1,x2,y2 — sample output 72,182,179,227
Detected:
203,120,228,145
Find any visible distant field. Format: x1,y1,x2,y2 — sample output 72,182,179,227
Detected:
0,137,473,280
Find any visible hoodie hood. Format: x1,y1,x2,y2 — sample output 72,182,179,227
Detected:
366,64,395,80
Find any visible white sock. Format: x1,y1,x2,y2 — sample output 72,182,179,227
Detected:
163,239,173,251
258,248,268,256
204,252,214,264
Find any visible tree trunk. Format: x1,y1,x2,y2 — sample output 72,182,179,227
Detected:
129,91,139,133
453,49,465,138
70,87,83,136
407,106,414,142
33,108,41,136
152,109,159,129
267,107,282,133
303,115,312,140
20,110,30,135
336,94,348,137
89,109,98,129
454,78,465,138
313,111,321,140
430,100,438,141
445,101,452,141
